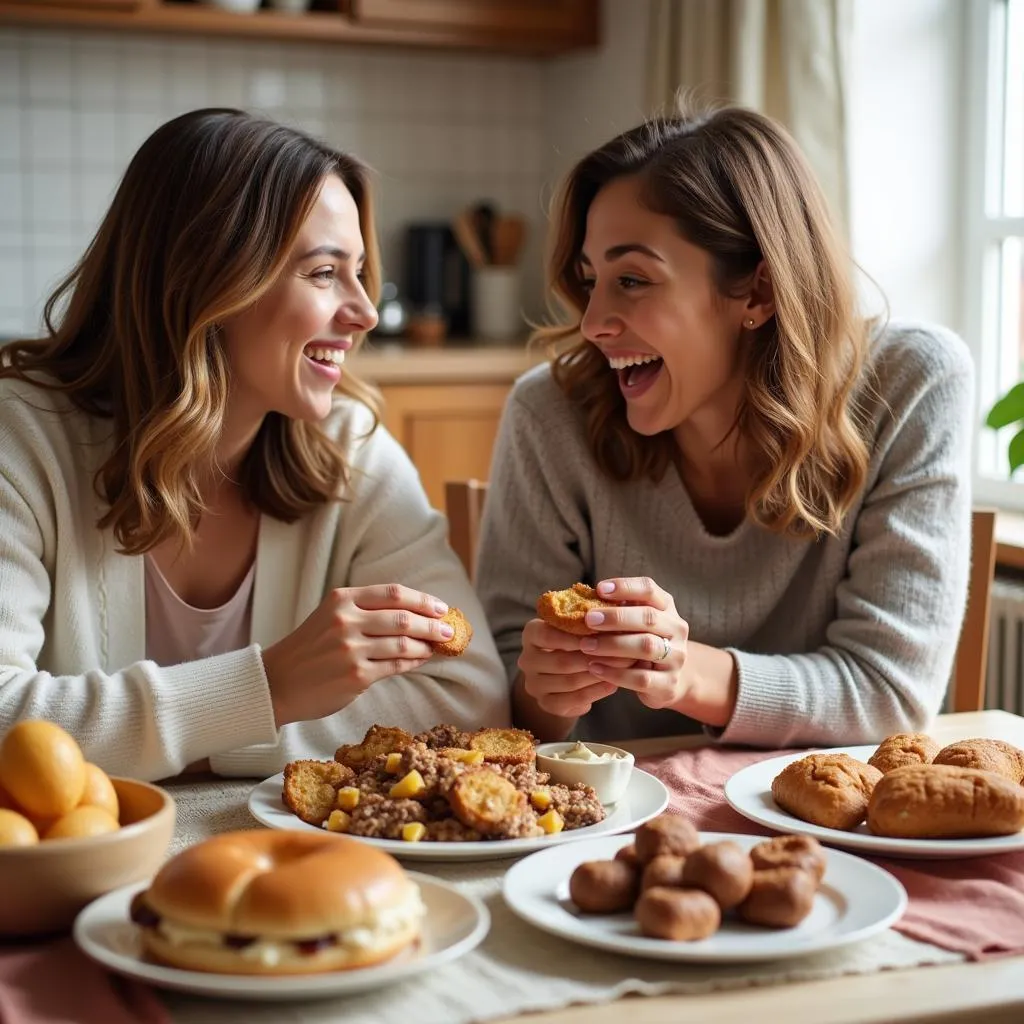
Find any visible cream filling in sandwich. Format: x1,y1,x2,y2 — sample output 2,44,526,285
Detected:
153,887,425,967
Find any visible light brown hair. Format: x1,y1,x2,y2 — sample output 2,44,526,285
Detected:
0,108,382,555
538,104,871,537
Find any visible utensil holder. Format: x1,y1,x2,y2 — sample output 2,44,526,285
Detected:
471,266,523,343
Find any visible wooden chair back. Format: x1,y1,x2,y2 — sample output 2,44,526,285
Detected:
951,508,997,712
444,479,489,584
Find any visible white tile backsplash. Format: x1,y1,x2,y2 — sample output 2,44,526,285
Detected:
27,105,73,166
26,35,73,103
0,105,20,165
0,250,25,309
77,108,119,168
5,26,549,332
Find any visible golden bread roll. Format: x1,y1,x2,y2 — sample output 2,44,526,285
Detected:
867,763,1024,839
536,583,614,636
932,739,1024,785
771,753,882,831
131,830,424,975
867,732,940,774
432,607,473,657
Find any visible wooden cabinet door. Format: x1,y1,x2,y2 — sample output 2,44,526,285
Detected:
5,0,144,7
349,0,598,47
379,383,509,511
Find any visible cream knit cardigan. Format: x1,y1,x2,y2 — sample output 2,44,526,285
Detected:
0,378,510,781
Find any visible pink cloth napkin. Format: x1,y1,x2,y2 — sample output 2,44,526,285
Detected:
0,937,170,1024
637,745,1024,960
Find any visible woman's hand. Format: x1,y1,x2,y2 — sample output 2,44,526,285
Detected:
517,617,633,720
261,584,455,727
579,576,691,710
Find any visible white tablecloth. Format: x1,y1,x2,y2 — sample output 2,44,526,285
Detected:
158,778,962,1024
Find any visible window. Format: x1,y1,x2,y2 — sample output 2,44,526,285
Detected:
966,0,1024,506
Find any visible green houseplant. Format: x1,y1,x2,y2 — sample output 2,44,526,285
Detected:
986,385,1024,472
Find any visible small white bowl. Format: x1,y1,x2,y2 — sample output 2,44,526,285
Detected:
535,741,635,805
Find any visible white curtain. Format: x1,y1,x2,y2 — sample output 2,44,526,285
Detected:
647,0,851,234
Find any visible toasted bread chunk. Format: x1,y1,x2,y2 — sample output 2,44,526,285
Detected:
536,583,613,635
432,607,473,657
468,727,536,766
282,759,355,826
334,725,414,769
449,769,527,835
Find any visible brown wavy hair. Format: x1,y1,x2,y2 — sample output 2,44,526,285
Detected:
0,108,382,555
538,104,872,537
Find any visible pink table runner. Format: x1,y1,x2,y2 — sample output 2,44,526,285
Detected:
637,745,1024,960
0,938,170,1024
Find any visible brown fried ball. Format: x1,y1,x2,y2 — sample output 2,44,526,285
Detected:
569,859,640,914
737,867,818,928
680,841,754,910
634,814,701,864
635,887,720,941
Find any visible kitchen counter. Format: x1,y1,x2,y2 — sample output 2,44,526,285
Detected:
349,340,545,385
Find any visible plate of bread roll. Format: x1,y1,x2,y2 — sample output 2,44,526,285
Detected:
724,734,1024,858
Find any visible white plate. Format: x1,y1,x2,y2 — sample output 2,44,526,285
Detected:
503,832,907,963
73,874,488,1001
248,768,669,862
725,744,1024,859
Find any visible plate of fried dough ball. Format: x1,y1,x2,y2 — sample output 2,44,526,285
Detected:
724,734,1024,859
502,815,906,963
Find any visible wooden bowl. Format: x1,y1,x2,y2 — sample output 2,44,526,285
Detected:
0,777,176,937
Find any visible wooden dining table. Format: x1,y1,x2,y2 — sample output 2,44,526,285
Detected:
497,709,1024,1024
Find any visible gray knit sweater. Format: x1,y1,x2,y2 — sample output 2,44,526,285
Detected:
476,321,974,747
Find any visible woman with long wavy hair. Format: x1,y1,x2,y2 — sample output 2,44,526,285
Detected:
0,108,509,781
476,103,973,747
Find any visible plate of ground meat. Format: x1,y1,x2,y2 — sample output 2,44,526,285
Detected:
247,724,669,862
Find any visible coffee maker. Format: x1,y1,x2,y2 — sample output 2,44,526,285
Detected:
404,222,471,339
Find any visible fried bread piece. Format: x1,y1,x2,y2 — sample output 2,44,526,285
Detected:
468,727,537,766
771,753,882,831
281,759,355,826
334,725,414,770
536,583,614,636
868,763,1024,838
868,732,940,774
932,738,1024,784
448,769,528,835
432,607,473,657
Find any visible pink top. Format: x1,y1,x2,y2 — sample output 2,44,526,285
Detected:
143,554,256,668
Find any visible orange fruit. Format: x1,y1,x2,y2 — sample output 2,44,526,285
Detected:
0,721,86,819
0,808,39,848
0,781,19,812
78,763,119,822
44,806,119,841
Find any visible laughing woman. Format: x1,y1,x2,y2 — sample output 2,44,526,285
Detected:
476,104,973,747
0,109,509,781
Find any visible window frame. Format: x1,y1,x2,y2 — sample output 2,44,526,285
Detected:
965,0,1024,509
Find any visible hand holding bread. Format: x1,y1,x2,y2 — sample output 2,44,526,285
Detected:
523,578,692,720
261,584,470,727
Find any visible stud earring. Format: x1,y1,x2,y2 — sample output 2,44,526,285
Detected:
745,318,757,328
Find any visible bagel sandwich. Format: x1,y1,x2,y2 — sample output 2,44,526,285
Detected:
130,830,424,975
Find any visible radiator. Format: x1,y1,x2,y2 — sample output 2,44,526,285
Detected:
984,578,1024,715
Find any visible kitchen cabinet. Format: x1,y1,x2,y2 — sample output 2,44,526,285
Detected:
379,383,509,510
348,0,598,50
3,0,140,7
348,343,542,510
0,0,600,55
